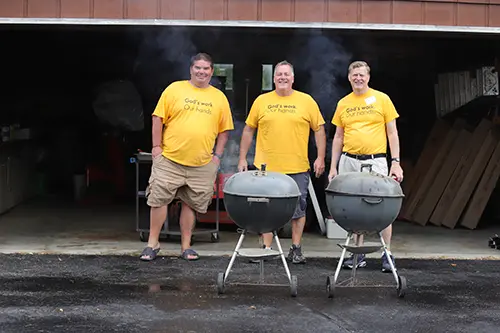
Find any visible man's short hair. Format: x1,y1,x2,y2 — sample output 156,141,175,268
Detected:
348,61,370,75
190,53,213,69
274,60,294,76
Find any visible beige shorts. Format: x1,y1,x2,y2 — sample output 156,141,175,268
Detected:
146,155,218,213
338,154,388,176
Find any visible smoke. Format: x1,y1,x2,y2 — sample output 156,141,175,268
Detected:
219,119,256,174
287,30,352,162
288,30,352,122
133,27,198,98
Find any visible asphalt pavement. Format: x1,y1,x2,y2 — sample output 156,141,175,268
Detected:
0,253,499,333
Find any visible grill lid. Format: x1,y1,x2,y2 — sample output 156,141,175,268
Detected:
326,168,404,198
223,164,301,198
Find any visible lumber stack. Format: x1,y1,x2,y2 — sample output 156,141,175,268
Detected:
399,117,500,229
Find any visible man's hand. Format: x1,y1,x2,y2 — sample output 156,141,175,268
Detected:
327,168,337,183
313,157,325,178
237,159,248,172
152,146,162,159
390,163,404,183
212,155,221,166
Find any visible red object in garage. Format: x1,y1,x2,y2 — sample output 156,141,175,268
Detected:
84,133,126,202
198,173,235,225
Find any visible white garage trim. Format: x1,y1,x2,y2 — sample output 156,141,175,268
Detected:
1,17,500,34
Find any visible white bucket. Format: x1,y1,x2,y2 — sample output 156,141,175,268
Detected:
326,218,348,239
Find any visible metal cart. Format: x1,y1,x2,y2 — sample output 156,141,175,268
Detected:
130,152,221,243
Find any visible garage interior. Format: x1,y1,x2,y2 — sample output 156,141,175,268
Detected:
0,23,499,258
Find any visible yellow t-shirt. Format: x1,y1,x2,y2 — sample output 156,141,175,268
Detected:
331,88,399,155
153,80,234,167
246,90,325,174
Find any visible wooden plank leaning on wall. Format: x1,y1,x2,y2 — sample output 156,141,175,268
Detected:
461,132,500,229
430,119,493,227
399,120,451,220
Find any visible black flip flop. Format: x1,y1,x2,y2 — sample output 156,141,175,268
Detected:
181,249,199,261
139,246,160,261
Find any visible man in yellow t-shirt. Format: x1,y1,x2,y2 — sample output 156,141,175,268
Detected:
328,60,404,273
139,53,234,262
238,60,326,264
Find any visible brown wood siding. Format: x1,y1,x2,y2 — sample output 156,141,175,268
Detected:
1,0,500,28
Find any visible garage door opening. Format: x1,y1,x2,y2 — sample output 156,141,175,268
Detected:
0,23,499,255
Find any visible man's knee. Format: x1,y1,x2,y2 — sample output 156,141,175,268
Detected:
178,182,214,214
291,194,307,220
145,176,177,208
182,162,218,213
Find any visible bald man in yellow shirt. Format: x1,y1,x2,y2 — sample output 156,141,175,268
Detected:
328,60,404,273
239,60,327,264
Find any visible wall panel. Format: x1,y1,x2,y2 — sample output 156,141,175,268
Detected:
393,1,423,25
0,0,499,29
361,0,392,24
227,0,258,21
0,0,25,18
294,0,326,23
193,0,225,21
457,4,487,27
261,0,292,22
27,0,59,18
327,0,359,23
93,0,124,19
159,0,191,19
61,0,92,18
423,2,456,26
125,0,158,19
489,5,500,27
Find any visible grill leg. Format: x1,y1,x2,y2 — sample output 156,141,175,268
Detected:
273,231,292,283
334,233,351,284
351,235,361,286
224,231,246,282
379,233,399,288
259,260,265,284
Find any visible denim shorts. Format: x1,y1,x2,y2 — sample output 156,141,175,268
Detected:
286,172,310,219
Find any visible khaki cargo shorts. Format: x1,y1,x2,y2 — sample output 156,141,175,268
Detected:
338,154,388,176
146,155,218,214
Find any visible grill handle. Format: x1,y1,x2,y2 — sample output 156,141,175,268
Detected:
360,164,372,173
254,164,267,177
247,197,270,203
362,197,383,205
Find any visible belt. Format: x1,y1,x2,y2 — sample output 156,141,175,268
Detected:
342,152,386,160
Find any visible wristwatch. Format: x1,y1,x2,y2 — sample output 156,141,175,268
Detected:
214,153,223,159
391,157,400,163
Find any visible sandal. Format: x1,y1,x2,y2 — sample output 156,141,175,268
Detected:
181,249,199,261
139,246,160,261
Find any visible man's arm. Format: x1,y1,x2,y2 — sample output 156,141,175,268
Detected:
152,115,163,148
239,125,256,161
314,125,326,159
214,131,230,157
386,120,400,163
330,126,344,169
